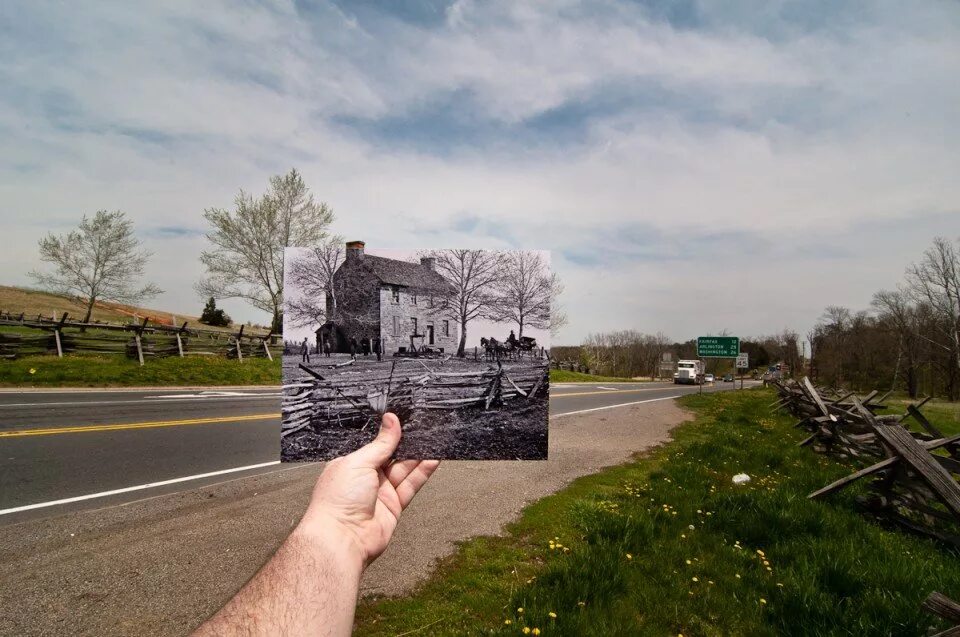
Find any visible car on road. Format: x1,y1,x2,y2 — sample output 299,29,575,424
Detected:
704,373,715,383
723,373,734,382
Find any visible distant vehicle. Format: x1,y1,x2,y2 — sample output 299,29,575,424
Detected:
674,360,703,385
723,373,734,382
704,373,715,383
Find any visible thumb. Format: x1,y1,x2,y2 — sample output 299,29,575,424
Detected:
348,413,401,468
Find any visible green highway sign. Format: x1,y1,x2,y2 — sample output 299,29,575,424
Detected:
697,336,740,358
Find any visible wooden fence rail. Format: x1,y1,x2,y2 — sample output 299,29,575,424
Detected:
771,378,960,547
0,311,280,366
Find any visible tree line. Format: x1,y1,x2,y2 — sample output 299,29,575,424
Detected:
552,330,802,380
810,237,960,399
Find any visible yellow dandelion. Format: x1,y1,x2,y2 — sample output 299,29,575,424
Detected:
777,583,784,587
735,574,741,579
626,553,633,560
517,608,524,614
532,629,541,636
760,598,767,605
685,559,692,565
708,580,715,585
29,368,37,374
548,612,557,618
522,628,531,635
577,601,586,607
692,576,699,582
504,619,512,625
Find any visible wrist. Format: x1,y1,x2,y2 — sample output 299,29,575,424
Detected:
292,513,366,574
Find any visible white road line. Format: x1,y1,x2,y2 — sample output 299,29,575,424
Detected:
549,395,678,419
595,386,619,391
0,460,281,516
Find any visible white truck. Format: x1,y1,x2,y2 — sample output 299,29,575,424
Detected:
674,360,703,385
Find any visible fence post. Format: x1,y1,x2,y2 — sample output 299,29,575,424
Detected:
262,330,274,361
235,325,245,363
53,312,69,358
176,321,188,358
133,317,149,366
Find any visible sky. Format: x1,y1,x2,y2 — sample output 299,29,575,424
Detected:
282,247,551,348
1,1,958,345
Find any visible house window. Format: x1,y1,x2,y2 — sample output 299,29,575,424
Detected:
392,315,399,336
412,292,417,306
391,286,400,303
443,320,450,336
411,317,418,335
428,295,434,307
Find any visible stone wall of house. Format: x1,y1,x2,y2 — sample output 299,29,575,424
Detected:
378,286,458,355
328,261,382,352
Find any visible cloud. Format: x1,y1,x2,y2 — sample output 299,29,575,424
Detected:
1,0,958,343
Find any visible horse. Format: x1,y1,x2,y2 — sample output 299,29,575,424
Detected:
480,337,502,361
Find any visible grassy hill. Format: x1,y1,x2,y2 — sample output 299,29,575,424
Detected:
0,285,268,334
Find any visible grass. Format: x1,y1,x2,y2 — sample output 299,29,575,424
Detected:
0,354,281,386
549,369,648,383
354,389,960,636
884,397,960,437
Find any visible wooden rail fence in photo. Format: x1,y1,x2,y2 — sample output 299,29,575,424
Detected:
282,359,549,438
0,310,281,366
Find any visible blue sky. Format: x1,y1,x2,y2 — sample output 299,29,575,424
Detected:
1,0,958,343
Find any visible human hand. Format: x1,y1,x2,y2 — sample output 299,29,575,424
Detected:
298,413,440,568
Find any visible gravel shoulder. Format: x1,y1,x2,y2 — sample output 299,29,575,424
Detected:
0,399,692,636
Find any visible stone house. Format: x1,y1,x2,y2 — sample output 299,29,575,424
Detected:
316,241,458,356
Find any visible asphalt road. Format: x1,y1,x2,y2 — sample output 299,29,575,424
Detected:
0,380,753,525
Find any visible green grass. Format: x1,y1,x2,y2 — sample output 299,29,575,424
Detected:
0,354,281,386
883,397,960,437
550,369,645,383
355,389,960,636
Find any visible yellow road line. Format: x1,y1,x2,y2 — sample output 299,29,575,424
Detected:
0,413,280,438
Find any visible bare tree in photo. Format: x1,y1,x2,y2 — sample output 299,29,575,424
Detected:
549,273,568,338
490,251,554,339
197,168,334,333
423,249,505,357
29,210,162,324
286,239,345,328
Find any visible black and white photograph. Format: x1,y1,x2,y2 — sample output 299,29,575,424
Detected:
281,241,554,461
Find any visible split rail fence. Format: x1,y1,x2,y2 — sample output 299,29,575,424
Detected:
0,311,281,366
282,359,549,438
771,377,960,546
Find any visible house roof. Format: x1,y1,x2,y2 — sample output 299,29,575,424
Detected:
352,255,454,293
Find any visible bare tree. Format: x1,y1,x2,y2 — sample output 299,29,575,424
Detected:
872,288,925,397
197,168,334,333
422,249,505,357
29,210,162,324
285,239,344,328
905,236,960,397
490,251,554,339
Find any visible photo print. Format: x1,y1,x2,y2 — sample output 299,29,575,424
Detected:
281,242,553,461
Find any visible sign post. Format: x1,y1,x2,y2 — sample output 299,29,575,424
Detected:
736,352,749,390
697,337,741,394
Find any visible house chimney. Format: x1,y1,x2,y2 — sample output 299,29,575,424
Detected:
346,240,365,261
420,256,435,270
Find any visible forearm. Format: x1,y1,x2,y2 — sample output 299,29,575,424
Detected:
194,523,364,637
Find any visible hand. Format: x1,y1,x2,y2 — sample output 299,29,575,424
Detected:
299,413,440,567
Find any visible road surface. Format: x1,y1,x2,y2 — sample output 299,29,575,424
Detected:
0,380,753,524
